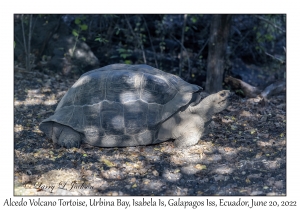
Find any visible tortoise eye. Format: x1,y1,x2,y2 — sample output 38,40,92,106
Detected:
220,92,225,97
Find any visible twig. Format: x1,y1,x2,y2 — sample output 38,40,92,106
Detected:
197,39,208,58
21,15,28,68
254,15,285,33
28,14,33,71
171,34,191,79
14,34,25,49
20,14,34,71
37,15,61,61
142,15,158,68
14,66,35,74
124,15,147,64
32,14,38,33
179,14,187,77
265,52,285,63
232,30,251,55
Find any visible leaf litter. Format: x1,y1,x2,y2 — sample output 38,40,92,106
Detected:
14,69,286,195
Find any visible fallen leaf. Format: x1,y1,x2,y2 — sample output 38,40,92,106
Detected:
152,170,159,176
240,110,252,117
174,169,180,173
195,164,207,170
101,158,115,167
197,191,203,195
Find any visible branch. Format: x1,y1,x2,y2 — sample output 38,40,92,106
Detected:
14,34,25,49
224,76,261,98
37,15,61,62
265,52,285,63
124,15,147,64
21,15,28,57
179,14,187,77
171,34,191,80
197,38,208,58
232,30,251,55
254,15,286,33
27,14,33,71
142,15,158,68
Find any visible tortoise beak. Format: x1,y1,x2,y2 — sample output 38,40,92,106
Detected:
219,90,231,99
217,90,231,106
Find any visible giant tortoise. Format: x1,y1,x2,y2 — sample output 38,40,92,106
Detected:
39,64,230,148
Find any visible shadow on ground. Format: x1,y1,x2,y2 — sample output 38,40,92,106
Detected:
14,69,286,196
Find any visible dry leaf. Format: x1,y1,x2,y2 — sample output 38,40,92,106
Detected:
174,169,180,173
152,170,159,176
197,191,204,195
195,164,207,170
101,158,115,167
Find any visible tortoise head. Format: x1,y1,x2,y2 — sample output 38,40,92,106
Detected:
192,90,231,121
210,90,231,113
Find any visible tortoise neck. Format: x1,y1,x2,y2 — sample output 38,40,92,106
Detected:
189,95,214,122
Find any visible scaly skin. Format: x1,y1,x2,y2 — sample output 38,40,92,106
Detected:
158,90,231,148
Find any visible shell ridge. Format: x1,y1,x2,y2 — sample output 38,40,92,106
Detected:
41,64,203,147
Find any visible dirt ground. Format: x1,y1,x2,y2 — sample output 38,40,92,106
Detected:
14,68,286,196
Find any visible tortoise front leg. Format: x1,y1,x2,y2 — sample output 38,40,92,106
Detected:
173,127,203,148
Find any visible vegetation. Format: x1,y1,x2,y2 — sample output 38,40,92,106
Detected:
13,14,287,196
14,14,286,92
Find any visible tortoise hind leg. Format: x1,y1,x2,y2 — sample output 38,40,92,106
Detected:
52,123,82,148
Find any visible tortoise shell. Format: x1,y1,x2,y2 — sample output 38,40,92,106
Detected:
40,64,201,147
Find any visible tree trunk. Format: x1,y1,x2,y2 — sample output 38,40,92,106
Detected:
205,15,232,93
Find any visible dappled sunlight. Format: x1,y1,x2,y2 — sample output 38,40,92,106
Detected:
15,98,44,106
239,110,254,118
14,124,24,133
72,74,92,88
110,115,124,130
14,63,285,195
181,165,204,175
14,86,60,143
120,91,140,103
257,138,286,147
15,168,97,195
162,169,182,182
262,159,281,170
140,179,165,191
211,165,234,174
13,13,286,195
14,87,61,107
